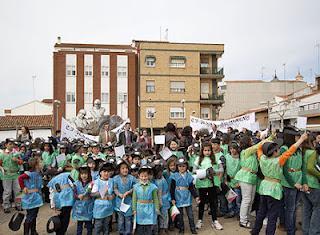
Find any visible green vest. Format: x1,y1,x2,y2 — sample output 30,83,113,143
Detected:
221,144,229,156
302,150,320,189
234,151,258,185
258,155,283,200
42,151,55,168
0,152,21,180
225,154,240,188
280,146,302,188
194,156,214,188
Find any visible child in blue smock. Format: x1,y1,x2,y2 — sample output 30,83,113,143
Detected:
132,166,160,235
72,165,94,235
87,157,99,181
91,163,115,235
113,160,137,235
170,158,199,234
18,156,43,235
48,172,75,235
153,164,171,234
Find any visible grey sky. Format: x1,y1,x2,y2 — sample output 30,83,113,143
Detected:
0,0,319,113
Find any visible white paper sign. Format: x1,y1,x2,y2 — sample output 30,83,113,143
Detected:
99,183,108,199
296,117,307,129
154,135,165,145
226,188,238,203
190,112,256,133
120,199,131,213
61,118,99,143
159,147,172,161
111,119,130,136
196,169,207,179
56,154,66,165
115,145,126,158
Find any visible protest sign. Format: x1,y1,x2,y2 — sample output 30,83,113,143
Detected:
115,145,126,158
154,135,165,145
190,112,255,133
296,117,307,129
61,118,99,143
159,147,172,161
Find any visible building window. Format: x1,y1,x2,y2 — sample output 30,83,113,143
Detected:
146,107,156,118
146,80,155,93
66,65,76,76
117,66,127,77
66,92,76,103
145,56,156,67
101,66,109,77
170,56,186,68
84,65,93,76
84,92,92,104
101,92,109,103
170,81,185,93
201,108,210,119
118,92,128,103
170,107,185,119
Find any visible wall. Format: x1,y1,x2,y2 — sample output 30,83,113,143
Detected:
10,101,52,116
0,129,52,141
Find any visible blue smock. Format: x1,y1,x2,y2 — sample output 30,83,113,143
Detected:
169,172,193,207
134,182,158,225
72,180,94,221
92,178,114,219
48,172,75,209
22,171,43,210
113,174,137,216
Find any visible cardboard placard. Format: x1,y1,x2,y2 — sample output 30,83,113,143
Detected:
154,135,165,145
159,147,172,161
114,145,125,158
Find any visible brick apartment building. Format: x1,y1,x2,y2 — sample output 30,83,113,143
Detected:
53,39,138,130
134,40,224,130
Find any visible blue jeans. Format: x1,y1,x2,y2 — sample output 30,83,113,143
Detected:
283,187,301,235
136,225,152,234
25,207,39,223
94,216,111,235
77,220,93,235
177,205,196,231
227,188,241,215
302,189,320,235
117,212,132,235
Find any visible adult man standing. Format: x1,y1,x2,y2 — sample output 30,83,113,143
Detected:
118,122,136,146
210,123,223,139
99,122,117,145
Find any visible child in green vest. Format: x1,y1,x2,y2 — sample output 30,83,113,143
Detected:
251,133,308,235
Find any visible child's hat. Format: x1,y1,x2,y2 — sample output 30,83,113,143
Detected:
5,138,15,144
130,163,140,171
138,165,152,174
99,162,114,173
262,139,283,157
90,142,100,148
211,137,221,144
176,157,188,166
8,212,25,231
46,216,61,233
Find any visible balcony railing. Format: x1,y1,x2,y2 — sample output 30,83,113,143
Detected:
200,94,224,101
200,67,224,75
299,102,320,112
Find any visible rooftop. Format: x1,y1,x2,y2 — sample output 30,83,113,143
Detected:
0,115,53,130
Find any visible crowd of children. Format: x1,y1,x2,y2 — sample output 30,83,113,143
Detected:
0,124,320,235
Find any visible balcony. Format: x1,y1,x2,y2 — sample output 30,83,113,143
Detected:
299,102,320,117
200,67,224,77
200,93,224,105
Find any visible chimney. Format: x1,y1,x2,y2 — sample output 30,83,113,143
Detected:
57,36,61,44
4,109,11,116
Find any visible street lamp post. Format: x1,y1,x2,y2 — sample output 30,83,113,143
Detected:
181,99,186,128
148,111,156,147
53,100,61,131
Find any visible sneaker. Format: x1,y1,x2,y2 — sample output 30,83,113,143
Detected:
239,221,252,229
191,229,198,234
195,220,203,229
212,220,223,230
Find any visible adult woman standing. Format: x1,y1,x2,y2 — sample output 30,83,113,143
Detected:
17,126,32,142
138,129,152,149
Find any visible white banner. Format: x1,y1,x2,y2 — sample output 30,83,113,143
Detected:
190,112,256,133
111,118,130,136
61,118,99,143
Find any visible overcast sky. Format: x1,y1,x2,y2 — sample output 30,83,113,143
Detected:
0,0,319,113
